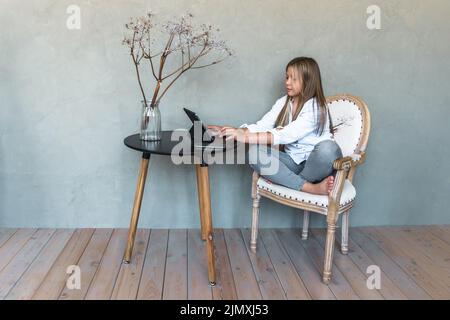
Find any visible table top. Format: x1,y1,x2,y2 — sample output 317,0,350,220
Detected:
124,130,235,156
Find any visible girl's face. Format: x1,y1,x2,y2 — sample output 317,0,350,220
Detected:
285,66,302,98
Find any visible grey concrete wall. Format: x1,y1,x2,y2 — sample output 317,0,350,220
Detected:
1,0,449,228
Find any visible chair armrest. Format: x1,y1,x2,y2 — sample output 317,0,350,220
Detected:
328,152,366,220
333,151,366,170
351,151,366,165
333,157,353,171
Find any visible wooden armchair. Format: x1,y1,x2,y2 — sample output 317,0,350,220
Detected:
250,94,371,284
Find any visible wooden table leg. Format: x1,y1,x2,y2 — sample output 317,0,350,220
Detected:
195,165,207,241
123,153,150,263
195,164,216,286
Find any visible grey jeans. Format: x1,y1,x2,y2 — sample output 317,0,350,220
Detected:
247,140,343,190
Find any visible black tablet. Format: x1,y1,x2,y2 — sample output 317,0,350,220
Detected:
183,108,213,142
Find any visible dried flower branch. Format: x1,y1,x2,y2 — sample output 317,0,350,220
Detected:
123,12,233,109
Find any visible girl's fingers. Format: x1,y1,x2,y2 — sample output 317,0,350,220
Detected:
220,126,234,132
220,129,235,138
207,128,220,136
223,130,236,140
225,135,235,141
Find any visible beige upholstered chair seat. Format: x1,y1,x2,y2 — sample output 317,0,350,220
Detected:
257,177,356,209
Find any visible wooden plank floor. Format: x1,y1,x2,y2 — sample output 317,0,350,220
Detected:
0,226,449,300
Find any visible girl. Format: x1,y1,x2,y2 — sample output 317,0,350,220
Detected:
209,57,342,195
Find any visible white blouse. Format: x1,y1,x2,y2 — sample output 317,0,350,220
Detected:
241,95,333,164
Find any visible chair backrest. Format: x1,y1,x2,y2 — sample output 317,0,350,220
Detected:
326,94,371,157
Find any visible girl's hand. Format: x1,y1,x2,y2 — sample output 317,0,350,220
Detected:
206,125,222,137
219,126,235,133
218,127,235,138
207,125,224,130
220,128,247,143
207,125,234,137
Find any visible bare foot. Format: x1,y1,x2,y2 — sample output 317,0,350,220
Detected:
301,176,334,195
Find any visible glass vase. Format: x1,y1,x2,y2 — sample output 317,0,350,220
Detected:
140,100,161,141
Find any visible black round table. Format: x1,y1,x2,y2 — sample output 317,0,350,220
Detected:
123,130,231,286
124,130,197,156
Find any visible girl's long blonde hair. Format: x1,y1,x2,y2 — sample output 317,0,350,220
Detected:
275,57,329,135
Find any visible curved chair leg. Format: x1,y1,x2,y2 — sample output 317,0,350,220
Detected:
341,210,350,255
250,171,260,253
302,210,310,240
323,201,341,284
323,220,337,284
250,190,261,253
